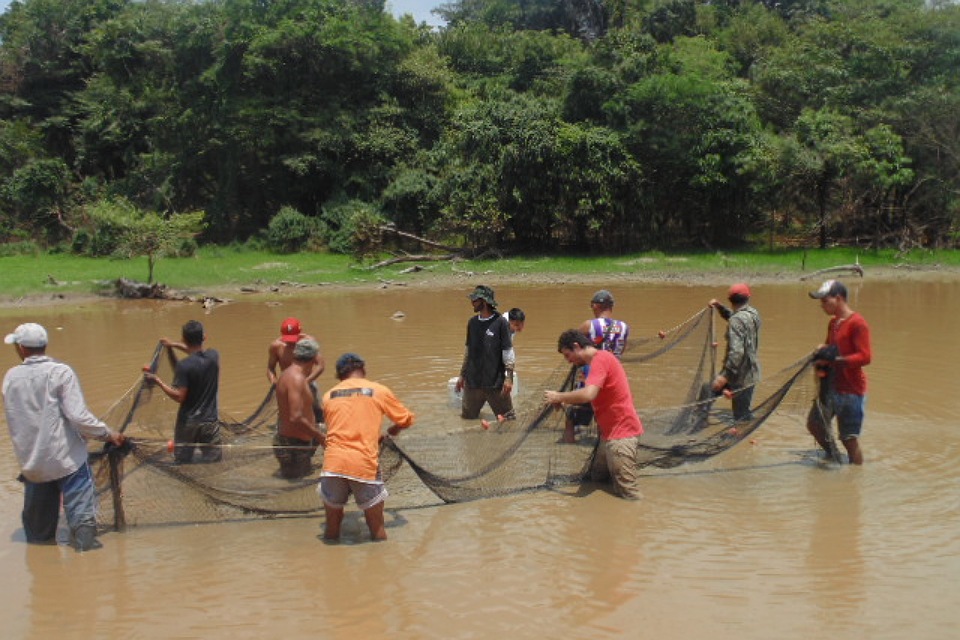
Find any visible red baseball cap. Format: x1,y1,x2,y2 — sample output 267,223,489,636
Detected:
728,283,751,298
280,317,302,343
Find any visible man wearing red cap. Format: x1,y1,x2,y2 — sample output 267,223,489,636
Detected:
709,283,761,421
267,317,325,420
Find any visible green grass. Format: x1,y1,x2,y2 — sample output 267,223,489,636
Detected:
2,246,958,298
462,247,960,277
0,248,364,298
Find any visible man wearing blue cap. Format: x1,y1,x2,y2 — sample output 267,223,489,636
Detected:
320,353,414,541
563,290,630,443
3,323,125,551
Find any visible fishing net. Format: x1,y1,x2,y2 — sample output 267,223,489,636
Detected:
90,308,819,529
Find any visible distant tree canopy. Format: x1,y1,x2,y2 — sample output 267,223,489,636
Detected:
0,0,957,256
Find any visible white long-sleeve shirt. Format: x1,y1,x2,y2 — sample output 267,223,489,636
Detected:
3,355,114,482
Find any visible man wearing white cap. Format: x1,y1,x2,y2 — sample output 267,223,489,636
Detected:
3,323,125,551
807,280,872,464
709,283,762,421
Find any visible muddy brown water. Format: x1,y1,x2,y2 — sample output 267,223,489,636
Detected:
1,278,958,639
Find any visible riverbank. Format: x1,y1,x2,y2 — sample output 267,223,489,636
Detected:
2,247,959,310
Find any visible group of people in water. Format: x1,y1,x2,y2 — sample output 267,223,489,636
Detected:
1,277,871,549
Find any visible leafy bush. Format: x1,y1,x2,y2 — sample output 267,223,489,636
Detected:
176,237,198,257
80,200,133,256
266,206,316,253
320,200,386,260
0,240,39,257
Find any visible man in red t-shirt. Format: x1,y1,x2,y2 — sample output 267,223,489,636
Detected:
807,280,872,464
545,330,643,499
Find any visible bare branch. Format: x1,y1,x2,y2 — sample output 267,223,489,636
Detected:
379,225,461,252
367,254,457,269
799,262,865,281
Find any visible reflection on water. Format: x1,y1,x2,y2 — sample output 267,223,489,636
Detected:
1,278,959,638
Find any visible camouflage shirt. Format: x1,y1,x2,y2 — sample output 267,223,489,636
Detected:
719,304,761,387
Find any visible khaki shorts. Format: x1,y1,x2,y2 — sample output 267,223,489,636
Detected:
591,437,642,500
319,475,388,511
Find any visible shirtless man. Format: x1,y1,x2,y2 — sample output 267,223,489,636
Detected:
274,339,326,479
267,317,325,421
267,317,325,385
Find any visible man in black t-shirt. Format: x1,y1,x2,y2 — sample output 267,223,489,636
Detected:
145,320,222,463
455,285,516,421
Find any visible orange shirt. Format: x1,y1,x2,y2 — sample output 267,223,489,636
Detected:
321,378,414,481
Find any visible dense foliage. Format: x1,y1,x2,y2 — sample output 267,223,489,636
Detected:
0,0,957,257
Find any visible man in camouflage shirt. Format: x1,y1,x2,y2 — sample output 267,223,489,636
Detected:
709,283,761,421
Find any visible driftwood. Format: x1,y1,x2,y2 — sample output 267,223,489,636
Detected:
398,265,428,274
379,225,461,253
114,278,169,299
368,225,496,270
364,225,510,270
799,263,865,281
113,278,231,309
367,253,458,269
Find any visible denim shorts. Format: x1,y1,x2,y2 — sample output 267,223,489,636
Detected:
809,393,866,441
22,462,99,542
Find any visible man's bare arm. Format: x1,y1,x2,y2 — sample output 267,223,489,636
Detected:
307,354,326,384
267,343,280,384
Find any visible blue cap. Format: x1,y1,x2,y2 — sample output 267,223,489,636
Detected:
335,353,366,379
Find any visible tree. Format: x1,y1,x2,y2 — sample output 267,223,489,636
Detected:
789,109,863,248
85,198,205,283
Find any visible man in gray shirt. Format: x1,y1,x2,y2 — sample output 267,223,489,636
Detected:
3,323,124,551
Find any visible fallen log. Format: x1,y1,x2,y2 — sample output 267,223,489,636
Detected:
112,278,231,308
114,277,168,299
799,263,864,281
367,254,458,269
378,225,461,252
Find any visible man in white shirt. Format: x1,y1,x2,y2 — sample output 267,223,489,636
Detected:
3,323,124,551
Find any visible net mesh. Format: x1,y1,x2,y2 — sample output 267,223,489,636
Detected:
90,308,819,528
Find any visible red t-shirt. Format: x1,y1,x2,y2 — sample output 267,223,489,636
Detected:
827,312,871,395
584,350,644,440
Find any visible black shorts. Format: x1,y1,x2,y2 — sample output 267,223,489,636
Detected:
566,403,594,426
273,433,320,479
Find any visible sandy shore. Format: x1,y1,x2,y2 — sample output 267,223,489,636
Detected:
2,263,958,311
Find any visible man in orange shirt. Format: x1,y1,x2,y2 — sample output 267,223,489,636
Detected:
320,353,415,541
